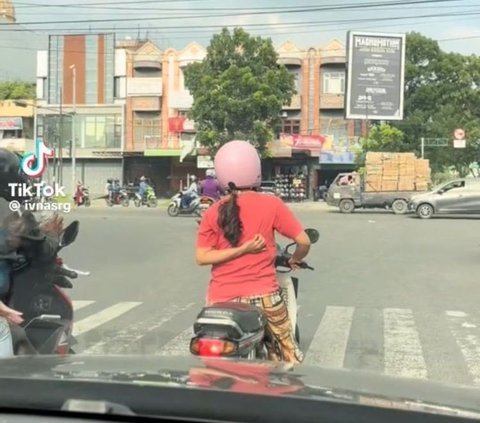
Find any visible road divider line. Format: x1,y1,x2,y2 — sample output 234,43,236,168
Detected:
304,306,354,367
80,302,195,355
72,300,95,311
384,308,427,380
155,327,193,357
446,310,480,386
73,302,142,337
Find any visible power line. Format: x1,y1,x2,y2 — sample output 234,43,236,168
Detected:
3,0,467,26
3,8,480,33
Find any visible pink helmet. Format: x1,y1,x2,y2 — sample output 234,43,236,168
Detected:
214,140,261,189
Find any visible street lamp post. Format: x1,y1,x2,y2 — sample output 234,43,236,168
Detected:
70,65,76,198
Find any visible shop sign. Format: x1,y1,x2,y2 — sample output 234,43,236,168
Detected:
0,117,23,130
319,151,356,164
291,134,326,150
197,155,214,168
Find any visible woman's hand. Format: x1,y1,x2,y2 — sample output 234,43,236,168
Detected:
241,234,266,254
0,301,23,325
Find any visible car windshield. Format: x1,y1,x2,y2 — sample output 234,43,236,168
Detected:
1,0,480,419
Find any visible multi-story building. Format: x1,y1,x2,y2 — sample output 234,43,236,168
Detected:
36,33,124,196
36,34,362,197
0,100,34,153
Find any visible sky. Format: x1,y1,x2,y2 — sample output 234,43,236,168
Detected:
0,0,479,81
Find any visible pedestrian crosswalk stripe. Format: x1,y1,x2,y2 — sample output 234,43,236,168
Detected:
304,306,354,367
81,303,195,355
155,327,193,357
72,300,95,311
446,310,480,386
73,302,142,337
383,308,427,380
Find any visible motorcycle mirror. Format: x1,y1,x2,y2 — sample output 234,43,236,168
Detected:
305,228,320,244
60,221,80,247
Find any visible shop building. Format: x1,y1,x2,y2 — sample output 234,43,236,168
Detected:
0,100,34,153
36,33,124,196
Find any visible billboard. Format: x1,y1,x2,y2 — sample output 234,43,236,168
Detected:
345,31,406,121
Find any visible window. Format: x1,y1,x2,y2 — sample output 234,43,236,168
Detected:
278,120,300,135
114,77,122,98
438,180,465,194
134,111,161,147
322,71,345,94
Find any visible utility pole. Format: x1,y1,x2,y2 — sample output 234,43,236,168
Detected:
70,64,76,197
59,87,63,186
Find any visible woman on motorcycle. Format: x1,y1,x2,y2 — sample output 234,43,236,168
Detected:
199,169,223,201
196,141,311,364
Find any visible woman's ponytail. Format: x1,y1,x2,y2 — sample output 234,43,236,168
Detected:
218,182,242,247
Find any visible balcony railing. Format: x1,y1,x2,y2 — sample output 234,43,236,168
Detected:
127,77,163,96
283,94,302,110
169,90,193,109
320,94,345,109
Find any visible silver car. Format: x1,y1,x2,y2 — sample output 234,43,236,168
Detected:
408,178,480,219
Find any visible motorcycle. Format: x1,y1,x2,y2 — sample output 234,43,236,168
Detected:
74,185,91,207
106,189,130,207
167,192,215,217
5,220,90,356
134,186,158,208
189,228,319,359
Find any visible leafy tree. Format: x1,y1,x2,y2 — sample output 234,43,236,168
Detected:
0,81,35,100
355,124,407,170
183,28,295,156
392,32,480,175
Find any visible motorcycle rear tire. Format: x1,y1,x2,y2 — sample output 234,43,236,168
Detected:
148,198,158,208
106,199,113,207
167,203,180,217
122,198,130,207
134,199,141,208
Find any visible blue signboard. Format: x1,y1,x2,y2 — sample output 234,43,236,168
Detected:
320,150,356,164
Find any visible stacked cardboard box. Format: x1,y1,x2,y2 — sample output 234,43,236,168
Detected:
364,152,383,192
364,152,431,192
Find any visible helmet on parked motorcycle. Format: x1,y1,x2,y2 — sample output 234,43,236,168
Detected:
214,141,261,189
0,148,29,202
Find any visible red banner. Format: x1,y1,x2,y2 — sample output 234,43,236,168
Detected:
168,117,186,133
291,134,326,150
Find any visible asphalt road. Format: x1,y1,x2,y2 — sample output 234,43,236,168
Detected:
60,204,480,389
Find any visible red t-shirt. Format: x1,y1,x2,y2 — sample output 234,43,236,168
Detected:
196,192,304,303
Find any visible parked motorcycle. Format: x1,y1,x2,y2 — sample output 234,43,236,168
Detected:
106,189,130,207
189,228,319,359
134,186,158,208
74,185,91,207
5,220,90,356
167,192,215,217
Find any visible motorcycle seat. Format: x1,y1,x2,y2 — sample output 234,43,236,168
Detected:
196,302,266,333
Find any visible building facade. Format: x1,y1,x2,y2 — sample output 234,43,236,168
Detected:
36,33,124,196
36,34,362,197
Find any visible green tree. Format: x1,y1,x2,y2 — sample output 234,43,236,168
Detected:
355,124,407,170
183,28,295,156
0,81,35,100
393,32,480,175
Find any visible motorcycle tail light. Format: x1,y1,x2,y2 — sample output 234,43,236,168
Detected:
190,338,237,357
56,332,69,356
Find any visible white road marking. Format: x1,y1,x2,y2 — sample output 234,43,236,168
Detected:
446,310,480,386
383,308,427,379
155,327,193,357
81,303,195,355
72,300,95,311
73,302,142,337
304,306,354,367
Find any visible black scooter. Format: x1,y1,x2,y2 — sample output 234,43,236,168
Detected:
5,220,89,356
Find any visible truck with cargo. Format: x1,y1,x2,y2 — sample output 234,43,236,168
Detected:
325,152,431,214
